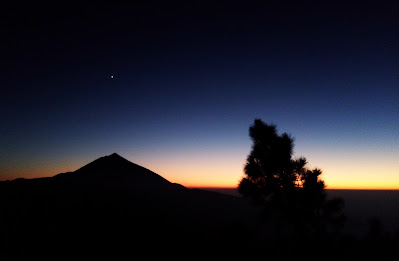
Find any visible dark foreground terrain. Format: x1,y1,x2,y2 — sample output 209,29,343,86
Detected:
207,188,399,238
0,154,257,259
1,154,398,260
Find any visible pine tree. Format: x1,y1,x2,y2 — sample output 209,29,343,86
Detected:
238,119,344,236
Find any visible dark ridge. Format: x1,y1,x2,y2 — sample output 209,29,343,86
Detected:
0,153,256,258
53,153,182,191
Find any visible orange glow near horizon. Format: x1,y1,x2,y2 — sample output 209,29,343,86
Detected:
3,167,399,190
324,175,399,190
3,161,399,190
2,151,398,191
315,155,399,190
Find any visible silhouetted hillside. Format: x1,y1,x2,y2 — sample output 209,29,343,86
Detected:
53,153,185,191
3,153,397,260
0,153,256,259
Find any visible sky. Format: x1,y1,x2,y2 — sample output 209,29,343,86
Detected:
1,1,398,189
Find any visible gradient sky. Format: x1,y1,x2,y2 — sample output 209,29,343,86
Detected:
1,2,398,189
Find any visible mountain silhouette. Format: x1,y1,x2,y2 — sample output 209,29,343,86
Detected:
0,153,256,259
53,153,185,191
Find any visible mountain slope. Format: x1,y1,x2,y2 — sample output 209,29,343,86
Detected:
53,153,184,191
0,153,257,259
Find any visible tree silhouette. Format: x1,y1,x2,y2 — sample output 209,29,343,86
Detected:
238,119,344,237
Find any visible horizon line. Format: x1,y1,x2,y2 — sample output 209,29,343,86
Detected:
188,186,399,191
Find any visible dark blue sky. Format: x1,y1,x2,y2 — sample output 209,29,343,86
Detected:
1,1,398,188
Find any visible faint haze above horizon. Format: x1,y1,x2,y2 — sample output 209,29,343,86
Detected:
1,2,398,189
